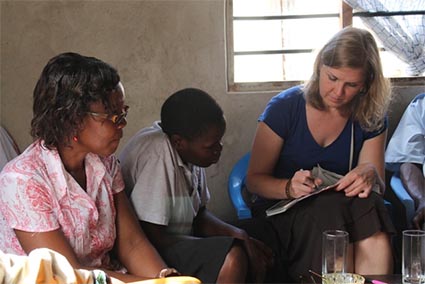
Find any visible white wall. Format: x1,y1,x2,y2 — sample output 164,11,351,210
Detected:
1,0,424,222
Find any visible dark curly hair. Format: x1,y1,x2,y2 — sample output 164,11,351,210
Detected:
30,52,120,149
160,88,225,140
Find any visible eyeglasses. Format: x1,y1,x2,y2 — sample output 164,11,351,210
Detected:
87,105,129,126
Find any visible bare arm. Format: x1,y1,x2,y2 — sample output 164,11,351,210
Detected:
192,207,273,261
14,228,137,282
141,207,267,251
246,122,288,199
246,122,316,199
15,228,85,268
336,130,386,198
400,163,425,207
193,207,274,282
141,206,273,282
192,207,249,239
113,191,169,280
399,162,425,229
140,221,200,250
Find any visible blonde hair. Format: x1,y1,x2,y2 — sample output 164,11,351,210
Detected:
304,27,392,132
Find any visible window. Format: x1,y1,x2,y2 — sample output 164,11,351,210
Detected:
226,0,425,92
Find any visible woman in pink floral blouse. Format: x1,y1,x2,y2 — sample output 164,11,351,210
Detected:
0,52,178,283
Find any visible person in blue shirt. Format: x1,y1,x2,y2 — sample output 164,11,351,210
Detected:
386,93,425,230
245,27,395,282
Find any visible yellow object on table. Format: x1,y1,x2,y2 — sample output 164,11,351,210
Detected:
129,276,201,284
0,248,95,283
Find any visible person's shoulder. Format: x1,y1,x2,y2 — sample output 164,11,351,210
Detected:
129,121,165,141
0,141,47,182
411,93,425,106
119,121,169,158
401,93,425,119
6,141,43,168
267,85,305,111
122,122,168,152
274,85,304,100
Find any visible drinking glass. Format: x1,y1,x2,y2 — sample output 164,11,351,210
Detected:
322,230,348,276
402,230,425,284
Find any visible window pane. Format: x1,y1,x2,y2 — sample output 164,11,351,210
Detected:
234,18,340,51
229,0,422,90
380,51,410,78
234,54,284,82
234,53,315,82
280,18,340,49
353,17,411,77
233,0,284,16
283,53,316,80
233,0,341,16
233,20,286,51
280,0,340,14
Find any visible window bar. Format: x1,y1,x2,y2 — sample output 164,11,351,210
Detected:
234,49,313,56
354,10,425,17
235,47,386,56
233,10,425,21
233,14,339,21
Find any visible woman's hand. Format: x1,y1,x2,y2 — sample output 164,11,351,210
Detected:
335,163,380,198
413,205,425,230
289,169,322,198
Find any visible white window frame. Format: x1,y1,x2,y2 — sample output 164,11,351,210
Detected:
225,0,425,93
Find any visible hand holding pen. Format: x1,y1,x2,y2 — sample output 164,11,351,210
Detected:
290,169,323,198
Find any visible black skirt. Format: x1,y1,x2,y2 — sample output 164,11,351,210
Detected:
239,190,396,283
159,236,234,283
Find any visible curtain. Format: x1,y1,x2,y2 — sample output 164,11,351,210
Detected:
344,0,425,76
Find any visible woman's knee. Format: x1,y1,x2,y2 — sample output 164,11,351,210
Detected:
355,231,392,252
217,243,248,283
354,232,393,274
354,231,393,263
362,231,391,244
224,243,247,269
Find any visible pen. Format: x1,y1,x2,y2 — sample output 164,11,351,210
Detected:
364,278,388,284
372,280,388,284
301,168,319,191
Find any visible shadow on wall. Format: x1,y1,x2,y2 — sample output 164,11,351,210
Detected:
0,126,20,172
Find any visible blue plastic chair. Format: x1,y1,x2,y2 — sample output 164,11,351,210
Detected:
228,152,252,220
390,171,415,227
228,152,395,221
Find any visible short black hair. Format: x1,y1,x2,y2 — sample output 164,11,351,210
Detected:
160,88,225,140
30,52,120,149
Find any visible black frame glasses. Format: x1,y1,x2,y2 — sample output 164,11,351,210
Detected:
87,105,129,126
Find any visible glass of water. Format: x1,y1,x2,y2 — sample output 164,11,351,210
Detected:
402,230,425,284
322,230,348,276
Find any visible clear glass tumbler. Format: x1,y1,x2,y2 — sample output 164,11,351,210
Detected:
402,230,425,284
322,230,348,277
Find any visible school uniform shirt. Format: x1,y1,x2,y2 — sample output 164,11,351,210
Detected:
119,121,210,235
385,93,425,177
0,140,123,268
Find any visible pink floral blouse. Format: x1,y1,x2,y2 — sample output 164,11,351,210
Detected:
0,140,124,268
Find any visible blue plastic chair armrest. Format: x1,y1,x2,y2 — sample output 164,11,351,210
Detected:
390,172,415,226
228,153,252,220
